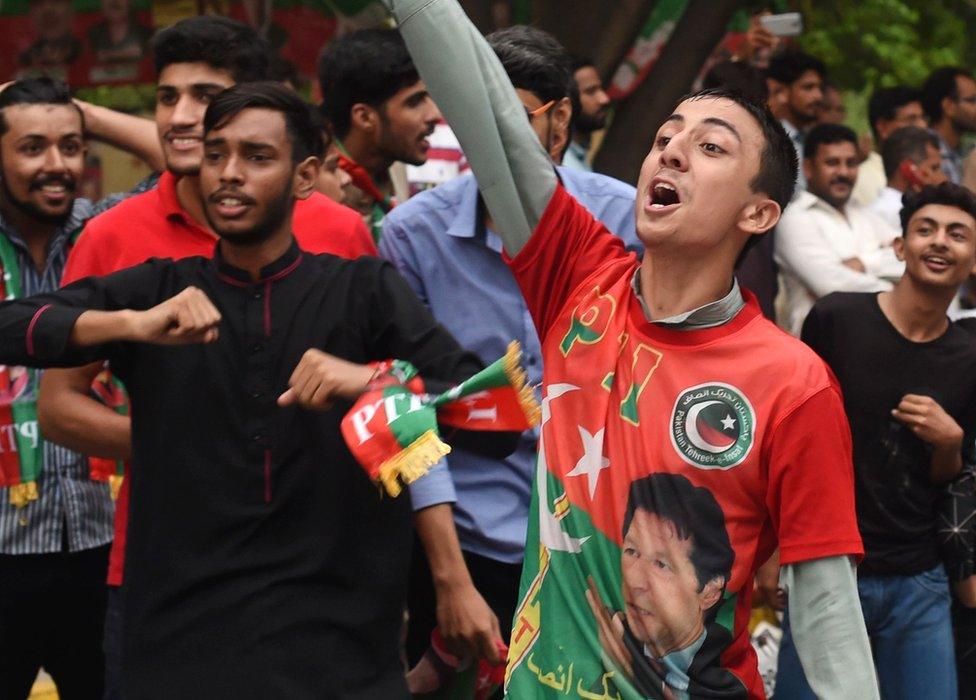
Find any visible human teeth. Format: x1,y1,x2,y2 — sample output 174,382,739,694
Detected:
172,138,199,145
656,183,676,191
41,185,65,192
220,198,243,206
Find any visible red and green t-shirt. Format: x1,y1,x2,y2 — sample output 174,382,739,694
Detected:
503,186,862,699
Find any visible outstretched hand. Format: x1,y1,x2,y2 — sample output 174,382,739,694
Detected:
128,286,221,345
277,349,375,410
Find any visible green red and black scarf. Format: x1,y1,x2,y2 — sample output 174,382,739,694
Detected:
341,341,540,496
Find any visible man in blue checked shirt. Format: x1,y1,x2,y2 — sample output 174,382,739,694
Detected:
0,78,159,699
380,25,642,675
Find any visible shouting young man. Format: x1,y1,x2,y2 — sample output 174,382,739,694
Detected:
0,82,511,698
386,0,878,697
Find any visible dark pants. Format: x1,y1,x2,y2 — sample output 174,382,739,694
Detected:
405,536,523,667
0,543,110,700
957,602,976,700
102,585,123,700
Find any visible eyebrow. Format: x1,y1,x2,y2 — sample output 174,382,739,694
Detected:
17,132,83,141
916,216,973,231
157,83,227,93
662,114,740,142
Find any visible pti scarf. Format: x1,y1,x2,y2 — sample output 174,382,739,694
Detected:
86,368,127,500
342,341,540,496
0,234,43,508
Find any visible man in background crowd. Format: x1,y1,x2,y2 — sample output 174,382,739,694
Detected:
318,28,441,239
870,126,944,233
852,86,928,206
766,50,826,189
564,55,611,172
776,123,902,335
922,67,976,184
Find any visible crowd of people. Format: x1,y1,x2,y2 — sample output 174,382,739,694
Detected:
0,1,974,699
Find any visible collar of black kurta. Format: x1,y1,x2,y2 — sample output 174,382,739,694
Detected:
211,238,304,287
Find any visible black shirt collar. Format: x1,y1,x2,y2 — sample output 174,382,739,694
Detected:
212,238,304,286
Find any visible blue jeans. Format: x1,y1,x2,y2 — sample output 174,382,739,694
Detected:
775,564,956,699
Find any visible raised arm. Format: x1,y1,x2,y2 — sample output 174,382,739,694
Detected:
387,0,556,255
76,100,166,172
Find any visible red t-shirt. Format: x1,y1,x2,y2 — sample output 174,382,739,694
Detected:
62,170,377,586
503,186,862,699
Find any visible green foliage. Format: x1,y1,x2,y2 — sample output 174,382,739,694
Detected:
797,0,973,92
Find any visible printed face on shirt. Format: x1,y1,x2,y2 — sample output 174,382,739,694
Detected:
156,62,236,176
622,510,726,659
0,103,84,225
573,65,611,133
803,140,859,210
636,96,776,256
201,107,316,245
373,80,441,166
896,202,976,289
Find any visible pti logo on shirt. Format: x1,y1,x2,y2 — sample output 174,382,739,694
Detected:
669,383,755,469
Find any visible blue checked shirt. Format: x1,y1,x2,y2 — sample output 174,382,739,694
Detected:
0,174,158,554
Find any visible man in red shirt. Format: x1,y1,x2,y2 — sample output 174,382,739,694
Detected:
389,0,879,697
37,16,374,697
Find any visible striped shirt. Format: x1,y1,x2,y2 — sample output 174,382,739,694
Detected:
0,193,136,554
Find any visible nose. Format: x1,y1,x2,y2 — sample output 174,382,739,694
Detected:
423,97,442,126
170,94,200,129
658,133,688,171
596,89,611,108
337,167,352,188
219,153,244,185
42,144,68,173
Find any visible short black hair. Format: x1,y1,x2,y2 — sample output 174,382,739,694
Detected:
702,60,768,104
921,66,976,124
487,25,573,104
881,126,939,179
803,122,858,160
151,16,271,83
570,54,596,73
684,87,797,213
868,86,923,141
900,181,976,235
317,28,418,139
0,77,83,137
622,473,734,594
203,82,325,162
766,51,826,87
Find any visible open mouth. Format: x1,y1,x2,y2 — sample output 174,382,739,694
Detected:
647,179,681,211
627,602,654,618
921,254,953,272
166,134,203,151
209,192,255,218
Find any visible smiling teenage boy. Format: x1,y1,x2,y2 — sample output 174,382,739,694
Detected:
385,0,878,697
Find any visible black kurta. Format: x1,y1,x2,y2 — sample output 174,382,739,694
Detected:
0,241,495,699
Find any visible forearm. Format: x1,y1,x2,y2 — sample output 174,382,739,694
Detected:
931,444,964,484
38,365,132,460
77,101,165,171
388,0,556,255
783,556,879,699
414,503,474,590
70,310,138,347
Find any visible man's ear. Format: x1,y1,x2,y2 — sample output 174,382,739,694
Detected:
293,156,320,201
349,103,376,133
893,234,906,262
739,196,781,237
699,576,725,611
549,97,572,162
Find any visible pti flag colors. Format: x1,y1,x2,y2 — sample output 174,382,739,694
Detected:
341,341,540,496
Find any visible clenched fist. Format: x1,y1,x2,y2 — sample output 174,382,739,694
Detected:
127,286,221,345
277,349,375,410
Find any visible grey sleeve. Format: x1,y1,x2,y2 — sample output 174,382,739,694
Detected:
387,0,556,255
782,557,879,699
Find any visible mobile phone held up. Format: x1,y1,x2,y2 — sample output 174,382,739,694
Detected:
760,12,803,37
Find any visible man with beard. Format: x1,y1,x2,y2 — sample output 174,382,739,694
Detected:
0,81,515,698
318,28,442,240
0,78,115,700
776,182,976,699
921,67,976,184
766,50,826,189
35,17,376,697
564,56,611,173
776,123,903,335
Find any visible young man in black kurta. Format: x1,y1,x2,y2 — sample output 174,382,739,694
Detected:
777,182,976,698
0,83,509,699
